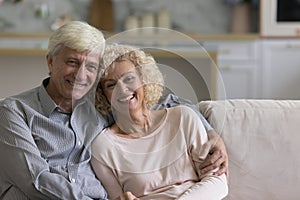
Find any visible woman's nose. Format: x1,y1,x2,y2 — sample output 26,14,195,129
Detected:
116,81,129,93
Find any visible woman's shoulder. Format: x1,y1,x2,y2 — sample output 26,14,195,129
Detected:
91,128,111,157
167,105,202,128
92,127,110,142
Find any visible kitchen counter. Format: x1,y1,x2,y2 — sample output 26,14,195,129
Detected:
0,33,49,55
0,32,259,55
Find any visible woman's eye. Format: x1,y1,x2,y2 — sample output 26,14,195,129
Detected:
105,83,116,89
123,75,135,83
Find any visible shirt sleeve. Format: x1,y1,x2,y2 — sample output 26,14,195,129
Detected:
0,105,94,200
155,93,213,132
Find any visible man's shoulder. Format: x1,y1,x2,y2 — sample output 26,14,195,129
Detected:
1,87,40,109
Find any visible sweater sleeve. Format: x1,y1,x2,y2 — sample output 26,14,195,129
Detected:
91,155,124,200
178,106,228,200
91,133,125,200
177,173,228,200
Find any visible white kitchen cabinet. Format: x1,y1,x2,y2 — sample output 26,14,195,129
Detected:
217,60,258,99
207,41,259,99
261,40,300,100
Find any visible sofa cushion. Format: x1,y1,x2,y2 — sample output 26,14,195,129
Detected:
198,99,300,200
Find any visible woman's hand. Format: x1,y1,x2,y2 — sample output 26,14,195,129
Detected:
199,129,229,180
115,191,140,200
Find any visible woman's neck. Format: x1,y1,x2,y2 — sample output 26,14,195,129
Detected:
111,109,166,138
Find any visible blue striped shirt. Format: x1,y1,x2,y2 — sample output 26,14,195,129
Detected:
0,78,108,200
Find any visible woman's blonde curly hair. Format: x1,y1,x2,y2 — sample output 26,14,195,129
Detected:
95,44,164,117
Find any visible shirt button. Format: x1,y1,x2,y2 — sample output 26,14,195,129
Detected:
71,178,76,183
78,141,81,146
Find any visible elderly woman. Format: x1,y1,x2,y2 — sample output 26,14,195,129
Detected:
91,44,228,200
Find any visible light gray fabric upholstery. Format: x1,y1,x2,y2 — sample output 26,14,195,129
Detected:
199,99,300,200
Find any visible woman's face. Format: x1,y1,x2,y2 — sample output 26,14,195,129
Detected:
101,59,144,114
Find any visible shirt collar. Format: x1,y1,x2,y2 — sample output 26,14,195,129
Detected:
39,78,57,117
38,78,94,117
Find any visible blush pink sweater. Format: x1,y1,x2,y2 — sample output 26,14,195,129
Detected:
91,106,228,200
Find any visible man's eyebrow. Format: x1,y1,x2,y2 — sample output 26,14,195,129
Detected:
88,61,100,67
64,56,78,60
80,60,99,69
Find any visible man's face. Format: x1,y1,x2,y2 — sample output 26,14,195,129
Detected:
47,46,100,102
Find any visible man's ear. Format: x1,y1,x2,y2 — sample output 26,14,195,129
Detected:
46,54,53,72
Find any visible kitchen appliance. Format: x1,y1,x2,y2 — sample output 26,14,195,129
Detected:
260,0,300,37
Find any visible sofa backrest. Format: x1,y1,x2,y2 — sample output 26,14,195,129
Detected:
199,99,300,200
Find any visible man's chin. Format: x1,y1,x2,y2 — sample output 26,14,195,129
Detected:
72,91,88,101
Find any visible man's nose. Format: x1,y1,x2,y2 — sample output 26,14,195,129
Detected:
75,65,87,80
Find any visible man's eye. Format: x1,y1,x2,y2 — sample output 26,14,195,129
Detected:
86,64,98,72
66,59,78,66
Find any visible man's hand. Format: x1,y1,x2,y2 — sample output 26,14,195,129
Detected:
199,129,229,179
115,191,140,200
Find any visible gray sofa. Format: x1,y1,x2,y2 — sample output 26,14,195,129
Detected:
199,99,300,200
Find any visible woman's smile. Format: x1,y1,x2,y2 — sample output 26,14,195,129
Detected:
118,93,136,103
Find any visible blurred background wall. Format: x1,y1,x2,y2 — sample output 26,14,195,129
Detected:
0,0,258,34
